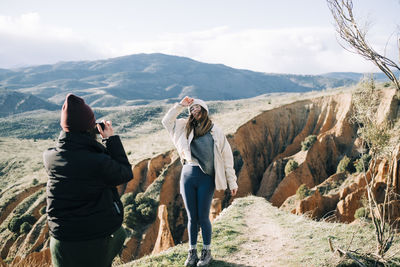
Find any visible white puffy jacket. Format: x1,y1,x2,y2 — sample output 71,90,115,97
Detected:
162,103,238,191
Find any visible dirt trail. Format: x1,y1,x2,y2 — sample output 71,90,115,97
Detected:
228,199,296,267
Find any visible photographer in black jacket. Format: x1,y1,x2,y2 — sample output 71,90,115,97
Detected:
44,93,133,267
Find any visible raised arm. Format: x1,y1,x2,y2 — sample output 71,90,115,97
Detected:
162,96,193,135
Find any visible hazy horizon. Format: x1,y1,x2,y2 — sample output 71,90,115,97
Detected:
0,0,399,75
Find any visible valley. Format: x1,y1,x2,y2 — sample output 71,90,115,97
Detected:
1,54,399,266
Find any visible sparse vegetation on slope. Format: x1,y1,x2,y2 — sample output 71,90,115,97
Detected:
348,78,400,259
0,85,373,265
120,196,251,267
119,196,400,266
123,193,159,237
336,155,353,173
301,134,317,151
296,184,312,200
0,138,53,189
284,159,299,176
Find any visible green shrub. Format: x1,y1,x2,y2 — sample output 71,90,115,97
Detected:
384,82,391,87
121,192,135,206
285,159,299,176
301,135,317,151
137,203,157,222
296,184,311,200
20,222,32,234
32,178,39,185
123,193,158,230
143,176,166,200
8,217,21,233
135,193,158,223
336,155,354,173
318,178,343,195
124,204,139,229
354,207,368,219
354,154,372,173
135,192,146,203
8,214,36,234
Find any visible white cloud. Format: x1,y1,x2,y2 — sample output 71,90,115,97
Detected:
0,13,40,35
0,13,394,74
0,13,70,39
109,26,384,74
0,13,105,68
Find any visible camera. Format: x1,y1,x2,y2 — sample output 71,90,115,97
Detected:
95,122,105,134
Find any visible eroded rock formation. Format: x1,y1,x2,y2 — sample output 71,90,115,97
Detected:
125,151,173,195
11,248,51,267
275,89,400,223
152,205,175,255
2,88,399,265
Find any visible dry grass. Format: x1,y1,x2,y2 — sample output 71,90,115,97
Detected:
118,196,252,267
118,195,400,266
0,138,53,190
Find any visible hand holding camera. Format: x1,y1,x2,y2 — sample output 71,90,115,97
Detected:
96,120,114,139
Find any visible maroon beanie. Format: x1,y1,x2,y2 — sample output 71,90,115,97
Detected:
60,93,96,132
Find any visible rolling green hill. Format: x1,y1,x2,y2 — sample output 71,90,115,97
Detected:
0,53,356,109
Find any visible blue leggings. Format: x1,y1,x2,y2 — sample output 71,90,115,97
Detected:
180,165,215,246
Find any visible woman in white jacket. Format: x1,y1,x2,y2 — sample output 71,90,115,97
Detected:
162,96,238,267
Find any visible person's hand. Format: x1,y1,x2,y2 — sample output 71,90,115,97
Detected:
97,120,114,139
231,188,238,196
180,96,194,107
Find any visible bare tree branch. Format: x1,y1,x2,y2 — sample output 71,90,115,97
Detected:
327,0,400,90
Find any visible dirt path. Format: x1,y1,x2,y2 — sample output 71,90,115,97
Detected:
228,199,295,267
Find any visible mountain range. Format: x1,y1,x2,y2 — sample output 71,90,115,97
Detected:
0,90,59,117
0,53,394,116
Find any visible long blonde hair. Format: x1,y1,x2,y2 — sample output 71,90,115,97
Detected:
185,107,213,139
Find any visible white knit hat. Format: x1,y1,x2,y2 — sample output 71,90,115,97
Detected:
189,98,209,114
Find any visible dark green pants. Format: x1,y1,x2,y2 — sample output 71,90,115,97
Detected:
50,226,127,267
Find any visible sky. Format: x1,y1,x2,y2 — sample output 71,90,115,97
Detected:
0,0,399,74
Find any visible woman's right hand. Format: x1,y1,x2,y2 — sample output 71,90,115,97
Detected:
180,96,194,107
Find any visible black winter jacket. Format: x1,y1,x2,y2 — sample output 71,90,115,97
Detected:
44,131,133,241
